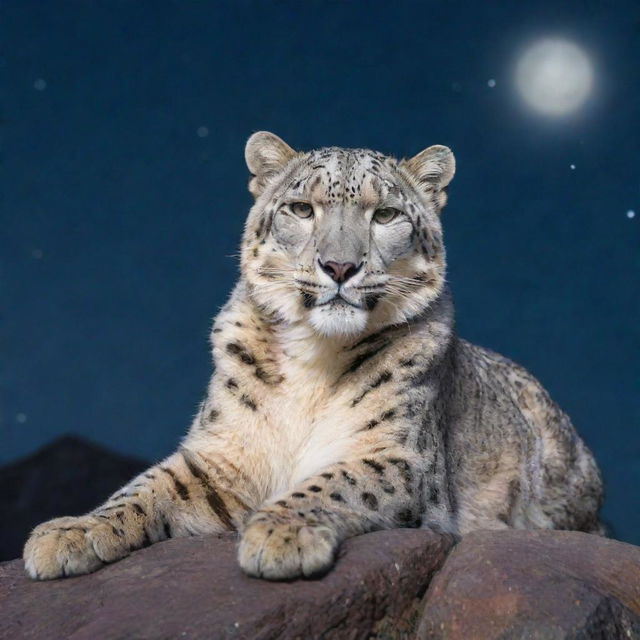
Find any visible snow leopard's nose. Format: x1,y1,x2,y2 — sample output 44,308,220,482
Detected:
318,260,362,284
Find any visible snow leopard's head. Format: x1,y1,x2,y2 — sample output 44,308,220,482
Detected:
241,132,454,337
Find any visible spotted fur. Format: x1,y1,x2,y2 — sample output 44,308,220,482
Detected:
23,132,603,581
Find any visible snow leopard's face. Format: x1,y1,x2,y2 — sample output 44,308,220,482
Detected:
241,132,455,337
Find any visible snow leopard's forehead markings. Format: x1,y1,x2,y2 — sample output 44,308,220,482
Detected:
242,133,455,336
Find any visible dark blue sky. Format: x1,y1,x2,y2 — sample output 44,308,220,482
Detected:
1,1,638,543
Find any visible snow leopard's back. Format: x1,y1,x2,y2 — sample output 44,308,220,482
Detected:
447,337,604,536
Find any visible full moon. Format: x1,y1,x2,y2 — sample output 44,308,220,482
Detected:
515,39,594,116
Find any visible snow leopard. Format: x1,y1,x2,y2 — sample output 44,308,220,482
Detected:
23,132,604,581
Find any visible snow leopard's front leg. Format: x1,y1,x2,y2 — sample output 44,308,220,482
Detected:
238,447,453,580
24,447,255,580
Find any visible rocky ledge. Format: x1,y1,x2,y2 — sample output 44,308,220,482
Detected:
0,529,638,640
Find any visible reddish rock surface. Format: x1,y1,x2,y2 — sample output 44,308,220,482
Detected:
417,529,640,639
3,527,639,639
0,529,453,640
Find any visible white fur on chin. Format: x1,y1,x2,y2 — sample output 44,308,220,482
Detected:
308,302,369,337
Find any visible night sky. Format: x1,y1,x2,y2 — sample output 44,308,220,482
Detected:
1,1,638,544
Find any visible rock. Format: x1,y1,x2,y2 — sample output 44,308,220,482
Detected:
0,435,148,561
0,529,453,640
417,529,640,639
3,485,639,640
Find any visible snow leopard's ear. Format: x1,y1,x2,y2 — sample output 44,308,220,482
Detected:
401,145,456,195
245,131,297,198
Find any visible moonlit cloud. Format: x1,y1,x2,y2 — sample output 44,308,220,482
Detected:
515,39,594,116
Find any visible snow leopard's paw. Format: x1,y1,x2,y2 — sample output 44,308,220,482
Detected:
24,515,129,580
238,510,338,580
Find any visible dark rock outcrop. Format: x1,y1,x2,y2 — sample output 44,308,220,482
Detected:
0,529,453,640
0,435,148,561
417,529,640,639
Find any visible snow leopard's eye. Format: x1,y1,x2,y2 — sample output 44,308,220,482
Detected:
373,207,401,224
291,202,314,219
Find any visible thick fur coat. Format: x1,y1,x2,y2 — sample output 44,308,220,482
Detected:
24,133,603,581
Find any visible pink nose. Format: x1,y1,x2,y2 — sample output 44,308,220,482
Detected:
319,260,360,283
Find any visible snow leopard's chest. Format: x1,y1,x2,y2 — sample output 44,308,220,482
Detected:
255,362,362,493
